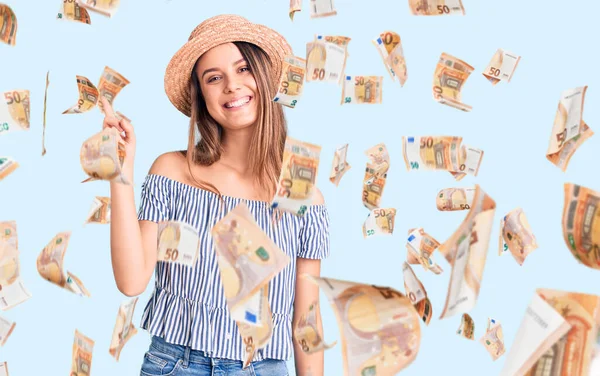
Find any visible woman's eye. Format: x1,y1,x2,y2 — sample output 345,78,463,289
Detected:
207,76,220,83
240,66,250,72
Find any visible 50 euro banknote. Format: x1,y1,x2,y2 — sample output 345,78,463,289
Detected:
157,221,200,267
483,49,521,85
236,287,274,368
271,137,321,216
546,86,593,171
408,0,465,15
373,31,407,86
80,127,130,185
480,318,505,361
36,232,90,297
273,56,306,108
0,90,30,135
0,4,17,46
406,228,444,274
0,157,18,182
57,0,91,24
211,202,290,317
362,143,390,210
433,53,473,111
84,196,111,225
306,276,421,376
329,143,350,187
109,297,138,361
402,136,483,180
63,67,129,114
341,76,383,105
500,289,600,376
72,329,94,376
306,35,350,84
0,228,32,311
76,0,120,17
499,208,538,265
363,208,396,238
438,185,496,319
562,183,600,270
294,300,337,354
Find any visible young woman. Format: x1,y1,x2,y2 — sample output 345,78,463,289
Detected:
105,14,330,376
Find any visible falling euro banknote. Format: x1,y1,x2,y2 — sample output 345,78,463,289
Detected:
363,208,396,238
157,221,200,267
408,0,465,15
362,143,390,210
76,0,120,17
109,297,138,361
341,76,383,105
294,300,337,353
0,4,17,46
499,207,538,265
84,196,111,225
562,183,600,270
403,136,483,180
433,53,473,111
0,90,30,135
36,232,90,297
306,35,350,85
57,0,91,24
373,31,407,86
271,137,321,216
329,144,350,187
80,127,130,185
273,56,306,108
482,49,521,85
438,185,496,319
480,317,505,361
406,228,444,275
63,67,129,114
72,329,94,376
546,86,593,171
307,276,421,376
500,289,600,376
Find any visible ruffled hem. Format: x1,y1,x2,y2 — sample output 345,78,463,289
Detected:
140,286,294,362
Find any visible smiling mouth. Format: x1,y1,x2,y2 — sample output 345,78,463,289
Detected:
224,96,252,109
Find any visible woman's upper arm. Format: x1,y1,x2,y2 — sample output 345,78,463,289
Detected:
137,152,181,287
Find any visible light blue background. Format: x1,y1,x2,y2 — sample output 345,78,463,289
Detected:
1,0,600,375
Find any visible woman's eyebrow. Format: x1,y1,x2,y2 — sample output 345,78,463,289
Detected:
201,58,247,79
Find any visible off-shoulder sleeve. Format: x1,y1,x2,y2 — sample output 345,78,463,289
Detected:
137,174,171,222
297,205,331,259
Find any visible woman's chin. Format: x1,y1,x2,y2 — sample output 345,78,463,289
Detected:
220,117,258,131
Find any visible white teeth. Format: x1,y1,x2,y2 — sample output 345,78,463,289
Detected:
225,97,251,108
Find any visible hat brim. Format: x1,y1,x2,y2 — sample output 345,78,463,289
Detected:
164,15,292,117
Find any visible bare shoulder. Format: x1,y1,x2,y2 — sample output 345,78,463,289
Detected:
148,151,187,180
312,187,325,205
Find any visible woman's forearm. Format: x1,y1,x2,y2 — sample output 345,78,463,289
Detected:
293,330,325,376
109,181,148,296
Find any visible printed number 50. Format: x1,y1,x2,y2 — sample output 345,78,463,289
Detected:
165,248,179,261
437,5,450,13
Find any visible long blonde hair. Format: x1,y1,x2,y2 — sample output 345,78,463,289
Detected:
182,42,287,201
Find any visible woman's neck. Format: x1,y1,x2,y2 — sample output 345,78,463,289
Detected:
219,128,254,176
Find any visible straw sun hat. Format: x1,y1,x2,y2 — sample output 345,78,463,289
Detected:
164,14,293,117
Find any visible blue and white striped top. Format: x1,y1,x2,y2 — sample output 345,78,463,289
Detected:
136,174,331,361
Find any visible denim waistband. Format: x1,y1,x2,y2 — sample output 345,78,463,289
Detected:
150,335,251,366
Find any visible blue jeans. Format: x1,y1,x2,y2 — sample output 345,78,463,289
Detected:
140,336,289,376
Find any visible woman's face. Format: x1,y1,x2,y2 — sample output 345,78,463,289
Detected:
195,43,259,131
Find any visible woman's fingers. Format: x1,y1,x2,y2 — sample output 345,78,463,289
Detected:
118,117,135,143
101,97,124,132
100,97,116,118
103,117,124,133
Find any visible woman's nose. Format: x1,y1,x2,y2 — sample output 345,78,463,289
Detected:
224,77,242,93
